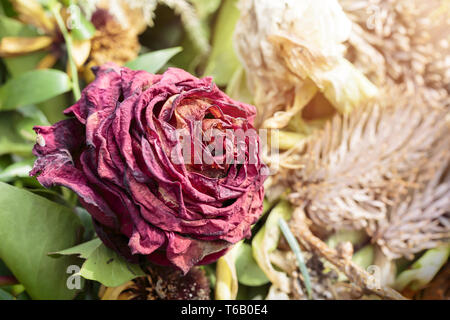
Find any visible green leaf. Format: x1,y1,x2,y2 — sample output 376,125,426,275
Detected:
3,52,48,78
226,66,253,104
53,238,145,287
0,111,32,156
0,259,13,277
125,47,183,73
0,0,17,17
352,244,375,270
51,238,102,259
70,12,96,41
203,0,241,86
0,182,83,299
0,69,72,110
0,158,34,182
236,283,269,300
394,244,450,292
0,288,14,300
235,243,269,286
37,92,69,123
0,15,37,39
74,207,95,242
15,105,50,141
80,243,145,287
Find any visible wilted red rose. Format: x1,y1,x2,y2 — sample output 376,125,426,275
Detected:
30,63,267,273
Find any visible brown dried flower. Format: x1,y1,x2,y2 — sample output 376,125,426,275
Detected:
99,265,211,300
82,8,142,82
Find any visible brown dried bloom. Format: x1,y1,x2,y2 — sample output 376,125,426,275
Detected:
233,0,378,129
276,87,449,258
340,0,450,106
99,265,210,300
82,1,145,82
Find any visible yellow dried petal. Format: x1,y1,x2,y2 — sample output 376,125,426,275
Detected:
0,36,52,57
71,40,92,68
36,53,58,69
215,242,240,300
262,79,318,129
99,282,134,300
11,0,55,34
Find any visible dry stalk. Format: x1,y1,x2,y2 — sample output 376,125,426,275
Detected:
290,207,407,300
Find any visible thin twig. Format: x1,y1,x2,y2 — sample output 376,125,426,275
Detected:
290,207,407,300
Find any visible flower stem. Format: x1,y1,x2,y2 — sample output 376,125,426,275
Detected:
50,3,81,101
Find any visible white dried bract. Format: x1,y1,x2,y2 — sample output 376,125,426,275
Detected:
277,87,450,259
233,0,378,128
340,0,450,107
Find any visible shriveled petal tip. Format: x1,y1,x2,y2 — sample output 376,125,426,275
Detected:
71,40,91,68
30,119,118,229
144,234,230,275
128,226,166,256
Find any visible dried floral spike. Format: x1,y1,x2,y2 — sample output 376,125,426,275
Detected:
370,159,450,260
279,87,449,258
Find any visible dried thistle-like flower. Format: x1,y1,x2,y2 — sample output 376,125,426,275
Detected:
340,0,450,106
99,265,211,300
233,0,378,129
277,87,449,258
370,161,450,259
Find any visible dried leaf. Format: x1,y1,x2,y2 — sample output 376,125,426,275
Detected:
0,36,52,57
